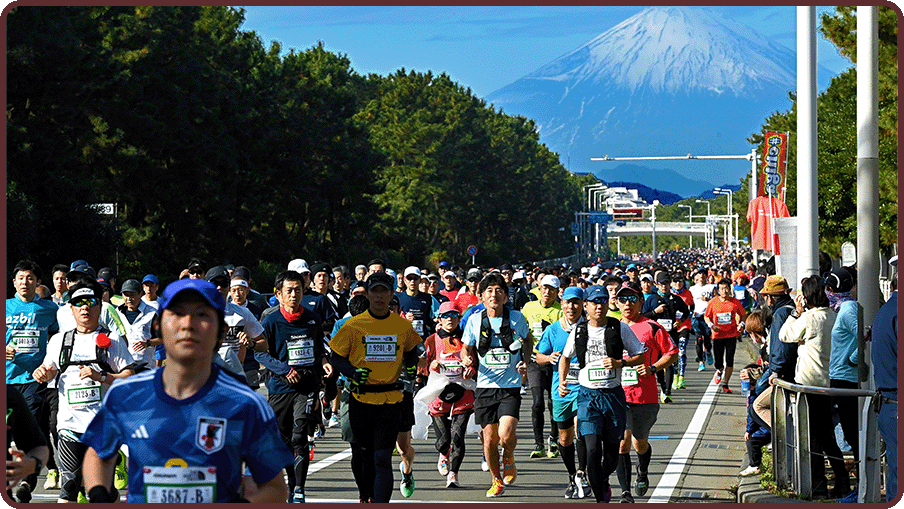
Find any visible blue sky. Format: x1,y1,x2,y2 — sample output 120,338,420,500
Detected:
236,6,852,99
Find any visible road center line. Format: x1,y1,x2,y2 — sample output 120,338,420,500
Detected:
646,381,719,503
309,448,353,474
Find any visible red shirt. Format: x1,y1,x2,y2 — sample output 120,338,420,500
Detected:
623,317,678,404
455,292,478,312
672,288,694,332
704,297,746,339
423,332,475,416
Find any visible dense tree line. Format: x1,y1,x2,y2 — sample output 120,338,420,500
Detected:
8,6,592,283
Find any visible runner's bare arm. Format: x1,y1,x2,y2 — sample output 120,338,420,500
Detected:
82,447,116,498
246,470,288,503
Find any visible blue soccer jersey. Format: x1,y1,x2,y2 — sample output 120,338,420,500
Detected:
81,364,292,503
6,296,59,384
537,319,581,403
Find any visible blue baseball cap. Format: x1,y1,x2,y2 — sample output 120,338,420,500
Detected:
70,260,88,270
584,285,608,302
142,274,159,284
562,286,584,301
157,279,226,314
626,264,638,271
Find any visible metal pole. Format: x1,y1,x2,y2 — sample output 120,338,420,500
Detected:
857,6,881,503
651,201,658,262
797,6,819,283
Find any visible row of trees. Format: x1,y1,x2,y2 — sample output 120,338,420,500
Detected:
8,6,593,285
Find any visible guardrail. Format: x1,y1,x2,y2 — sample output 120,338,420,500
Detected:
771,378,883,502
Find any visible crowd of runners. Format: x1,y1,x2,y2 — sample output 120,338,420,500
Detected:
5,247,898,503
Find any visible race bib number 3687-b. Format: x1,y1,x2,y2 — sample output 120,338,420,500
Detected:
144,466,217,503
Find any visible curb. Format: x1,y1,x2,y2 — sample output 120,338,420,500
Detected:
735,458,807,503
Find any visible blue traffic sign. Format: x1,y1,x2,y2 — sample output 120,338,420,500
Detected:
467,245,478,257
588,212,612,224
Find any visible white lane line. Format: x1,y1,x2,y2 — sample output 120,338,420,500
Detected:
646,381,719,503
309,447,353,474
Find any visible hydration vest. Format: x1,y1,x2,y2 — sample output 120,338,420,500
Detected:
58,328,115,376
573,317,623,369
477,307,519,358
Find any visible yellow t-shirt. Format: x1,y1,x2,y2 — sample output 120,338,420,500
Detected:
521,300,564,343
329,310,423,404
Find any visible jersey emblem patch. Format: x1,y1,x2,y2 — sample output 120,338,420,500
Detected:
196,417,227,454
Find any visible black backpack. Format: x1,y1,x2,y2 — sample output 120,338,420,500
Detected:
477,307,518,358
574,316,624,369
58,328,115,376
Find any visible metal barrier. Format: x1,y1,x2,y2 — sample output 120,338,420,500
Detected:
771,379,882,501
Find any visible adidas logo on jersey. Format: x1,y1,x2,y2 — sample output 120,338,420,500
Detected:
131,425,149,439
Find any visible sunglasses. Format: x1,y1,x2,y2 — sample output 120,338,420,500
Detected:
70,297,100,308
617,295,640,303
587,298,608,304
405,276,421,281
439,312,461,319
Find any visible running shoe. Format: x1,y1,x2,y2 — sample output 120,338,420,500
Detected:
399,461,415,498
481,456,490,472
676,376,686,389
620,490,635,503
392,446,399,456
308,443,315,461
547,436,559,458
44,469,60,490
634,466,649,497
564,478,578,499
502,456,517,485
77,491,88,503
706,352,714,365
602,485,612,503
437,452,449,476
721,385,733,394
574,471,589,498
713,370,722,385
114,449,128,490
529,444,545,458
328,415,340,428
292,487,305,503
486,479,506,497
660,392,673,404
671,376,681,390
313,423,325,440
446,472,460,488
698,362,706,372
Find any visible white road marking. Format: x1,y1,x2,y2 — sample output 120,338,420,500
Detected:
646,381,719,503
309,447,353,474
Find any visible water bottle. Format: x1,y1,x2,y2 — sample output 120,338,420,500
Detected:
741,378,750,396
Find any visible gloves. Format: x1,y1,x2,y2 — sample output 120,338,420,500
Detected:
405,364,417,378
349,367,371,394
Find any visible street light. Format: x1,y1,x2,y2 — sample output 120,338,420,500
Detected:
678,204,693,248
651,199,660,261
696,199,712,249
713,188,734,251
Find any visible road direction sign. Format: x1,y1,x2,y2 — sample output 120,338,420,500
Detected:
588,212,612,224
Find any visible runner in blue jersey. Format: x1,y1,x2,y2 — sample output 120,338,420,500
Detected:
535,286,592,499
5,260,59,500
80,278,292,503
256,270,331,503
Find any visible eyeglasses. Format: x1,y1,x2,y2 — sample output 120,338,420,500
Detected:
439,313,461,319
70,297,100,308
617,295,640,303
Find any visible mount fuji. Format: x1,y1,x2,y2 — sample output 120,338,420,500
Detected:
486,6,833,197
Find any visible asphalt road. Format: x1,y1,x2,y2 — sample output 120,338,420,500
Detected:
27,342,757,503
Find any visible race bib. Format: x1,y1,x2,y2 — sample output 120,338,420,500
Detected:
735,289,746,301
67,381,102,407
364,335,397,362
675,310,684,322
411,320,424,336
565,368,580,384
580,358,616,389
287,338,315,367
484,348,512,370
11,330,39,354
144,466,217,503
716,312,732,325
439,360,463,377
621,366,639,386
657,319,673,331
